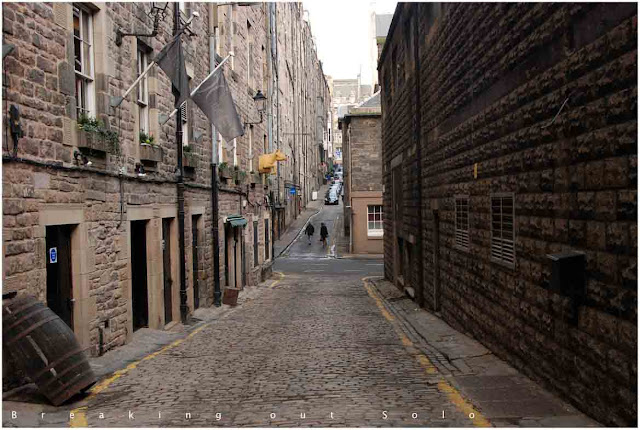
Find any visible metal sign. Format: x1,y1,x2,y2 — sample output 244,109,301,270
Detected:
49,247,57,264
290,187,296,195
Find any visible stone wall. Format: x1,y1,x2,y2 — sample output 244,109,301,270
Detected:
380,3,637,425
2,2,328,365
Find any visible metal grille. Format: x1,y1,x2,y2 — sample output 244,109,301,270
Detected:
491,194,515,266
455,196,469,249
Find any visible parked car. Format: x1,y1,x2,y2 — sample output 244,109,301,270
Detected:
325,190,339,205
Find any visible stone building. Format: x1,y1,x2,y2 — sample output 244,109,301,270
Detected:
2,1,329,363
339,92,383,255
379,3,636,426
269,3,331,237
328,77,371,166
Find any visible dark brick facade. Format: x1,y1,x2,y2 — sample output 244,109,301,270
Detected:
379,3,637,425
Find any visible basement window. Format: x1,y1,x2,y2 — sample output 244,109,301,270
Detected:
491,193,515,267
455,195,469,250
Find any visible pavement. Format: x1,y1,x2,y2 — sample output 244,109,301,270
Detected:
2,195,600,427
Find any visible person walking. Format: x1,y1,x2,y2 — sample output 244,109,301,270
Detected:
305,222,315,245
320,222,329,248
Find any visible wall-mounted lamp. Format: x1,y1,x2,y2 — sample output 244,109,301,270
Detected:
73,150,92,167
244,90,267,128
115,2,169,46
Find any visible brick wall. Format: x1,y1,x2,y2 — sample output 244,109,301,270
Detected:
380,3,637,425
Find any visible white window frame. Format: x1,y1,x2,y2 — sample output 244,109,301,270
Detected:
248,127,253,172
455,195,470,250
181,103,189,147
233,138,237,166
247,21,253,88
367,205,384,237
73,4,95,118
137,47,149,136
490,193,516,267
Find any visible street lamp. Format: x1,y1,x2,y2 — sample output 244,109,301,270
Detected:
245,90,267,127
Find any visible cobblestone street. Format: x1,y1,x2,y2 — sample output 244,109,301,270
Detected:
3,201,599,428
64,253,476,426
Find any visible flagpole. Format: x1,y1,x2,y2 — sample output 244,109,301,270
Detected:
161,53,233,125
112,15,198,108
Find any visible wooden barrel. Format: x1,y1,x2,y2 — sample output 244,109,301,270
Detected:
2,294,96,406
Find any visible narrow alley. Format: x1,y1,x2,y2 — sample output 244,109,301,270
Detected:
4,199,597,427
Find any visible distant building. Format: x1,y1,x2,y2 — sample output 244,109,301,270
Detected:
370,13,392,91
340,92,382,255
329,78,371,165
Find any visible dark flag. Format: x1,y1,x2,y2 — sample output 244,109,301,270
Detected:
155,34,190,108
191,68,244,142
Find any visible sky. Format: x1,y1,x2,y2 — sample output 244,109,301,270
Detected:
303,0,398,86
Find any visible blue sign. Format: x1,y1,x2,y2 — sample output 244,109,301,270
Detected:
290,187,296,195
49,247,57,264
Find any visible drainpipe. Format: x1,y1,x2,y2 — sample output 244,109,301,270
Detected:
210,3,222,306
413,4,425,308
174,3,189,322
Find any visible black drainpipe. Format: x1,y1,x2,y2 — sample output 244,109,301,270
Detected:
212,163,221,306
413,4,425,308
174,3,188,323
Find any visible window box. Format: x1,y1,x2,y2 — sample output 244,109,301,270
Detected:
249,172,261,185
76,128,113,154
219,164,232,179
183,152,197,169
234,169,248,185
139,143,162,163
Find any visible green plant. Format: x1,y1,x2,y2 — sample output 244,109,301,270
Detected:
236,170,247,181
77,114,119,153
219,161,228,170
183,144,192,153
139,131,156,146
139,131,149,144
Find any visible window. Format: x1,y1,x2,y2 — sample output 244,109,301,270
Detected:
253,221,259,267
264,219,270,260
137,47,149,135
179,2,189,16
230,5,236,70
73,5,94,118
247,21,253,88
455,195,469,250
367,205,384,237
181,103,188,147
248,127,253,172
491,193,515,266
233,138,237,166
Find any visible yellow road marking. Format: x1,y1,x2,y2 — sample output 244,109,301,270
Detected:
362,277,491,427
270,271,285,288
69,406,87,427
68,289,252,426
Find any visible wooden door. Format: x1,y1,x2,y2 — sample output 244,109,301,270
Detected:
162,218,173,324
46,225,73,330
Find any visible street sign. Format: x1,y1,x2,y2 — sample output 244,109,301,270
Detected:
49,247,57,264
290,187,296,195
